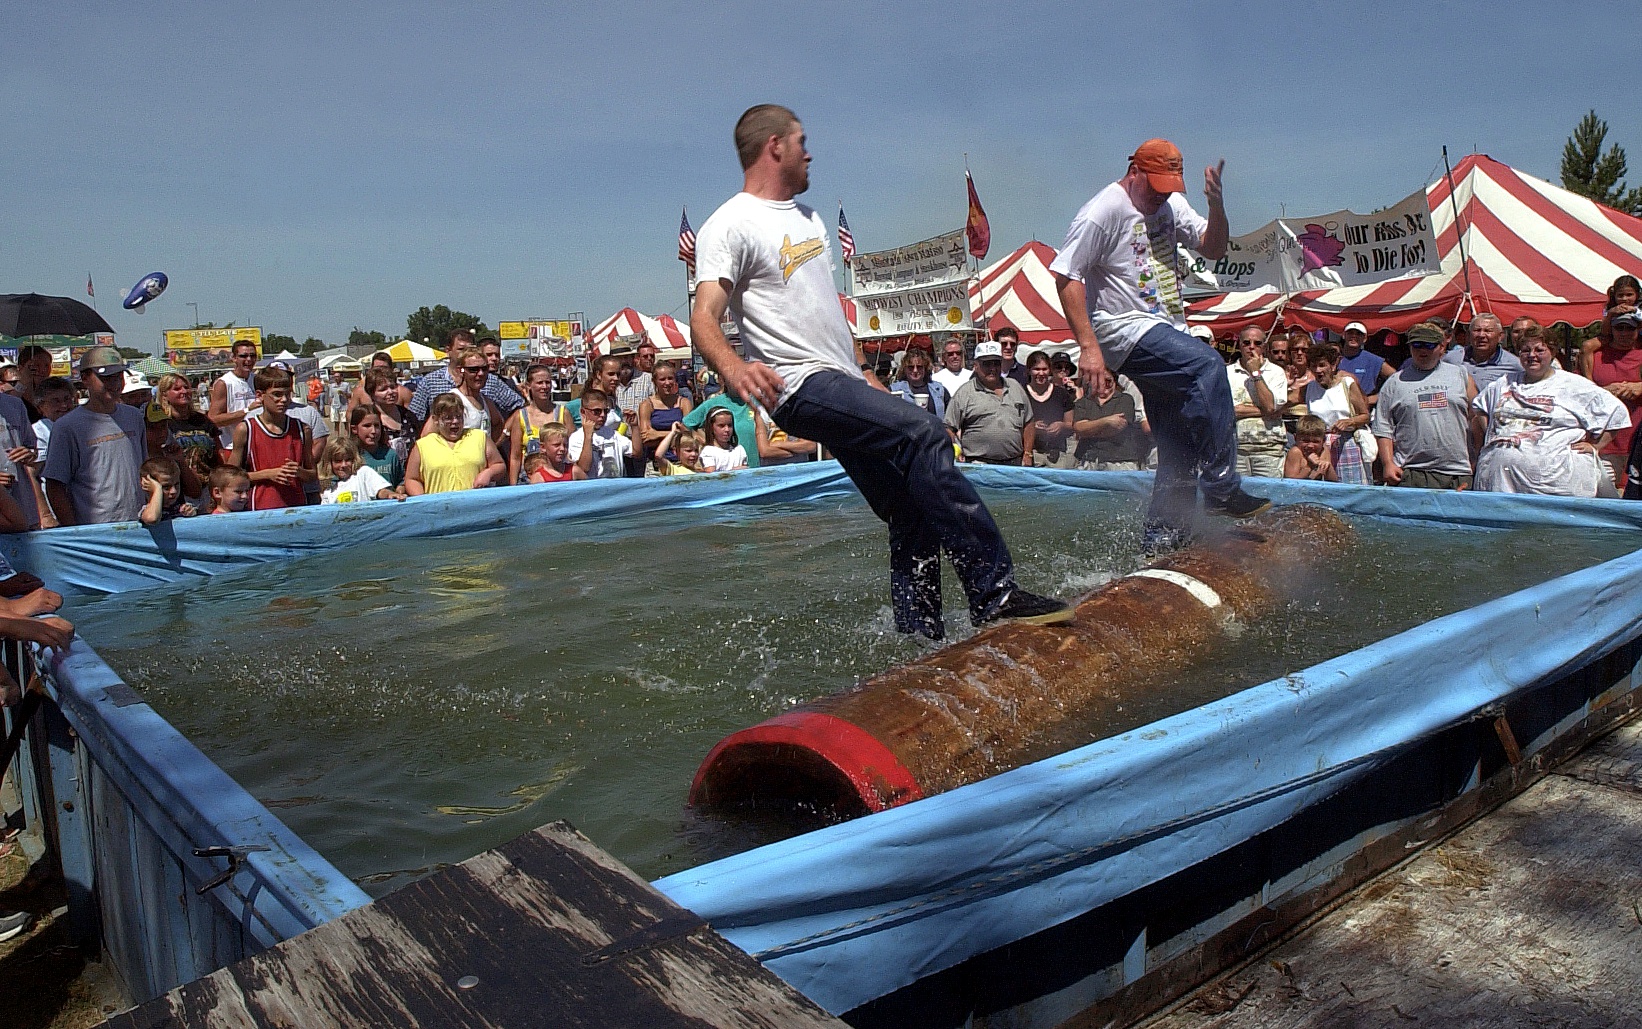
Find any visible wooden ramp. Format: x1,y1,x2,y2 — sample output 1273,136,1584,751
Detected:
1144,717,1642,1029
105,821,843,1029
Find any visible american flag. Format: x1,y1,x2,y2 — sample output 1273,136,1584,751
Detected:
838,205,855,262
677,208,696,270
86,274,94,298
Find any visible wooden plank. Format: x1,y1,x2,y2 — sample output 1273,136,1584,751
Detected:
1143,720,1642,1028
105,822,844,1029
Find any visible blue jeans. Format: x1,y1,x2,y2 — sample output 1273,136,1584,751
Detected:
773,372,1016,632
1119,324,1242,530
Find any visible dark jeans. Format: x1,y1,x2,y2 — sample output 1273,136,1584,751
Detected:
773,372,1016,632
1119,324,1242,529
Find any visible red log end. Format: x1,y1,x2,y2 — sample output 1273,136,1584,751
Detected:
688,710,925,817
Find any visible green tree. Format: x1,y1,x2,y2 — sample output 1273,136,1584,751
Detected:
1561,110,1642,214
263,332,297,354
116,346,148,360
300,336,326,358
348,327,389,350
404,306,490,350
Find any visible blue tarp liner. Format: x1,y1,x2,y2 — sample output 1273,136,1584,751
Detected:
13,464,1642,1015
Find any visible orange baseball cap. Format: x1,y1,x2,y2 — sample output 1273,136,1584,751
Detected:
1130,139,1186,194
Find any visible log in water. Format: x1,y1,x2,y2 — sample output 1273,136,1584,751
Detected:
690,506,1352,816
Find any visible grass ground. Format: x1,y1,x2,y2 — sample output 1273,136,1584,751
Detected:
0,841,124,1029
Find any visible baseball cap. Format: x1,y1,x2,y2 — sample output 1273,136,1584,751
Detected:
973,341,1004,360
122,370,150,393
1407,324,1445,347
1343,321,1368,335
1130,139,1186,194
1050,351,1074,366
1612,310,1642,329
1188,325,1213,341
77,346,127,376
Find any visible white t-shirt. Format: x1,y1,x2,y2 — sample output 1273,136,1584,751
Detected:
1227,360,1288,450
1472,370,1629,496
695,192,862,406
1048,182,1208,369
322,465,391,504
216,370,256,448
933,367,973,396
700,444,748,472
566,424,632,479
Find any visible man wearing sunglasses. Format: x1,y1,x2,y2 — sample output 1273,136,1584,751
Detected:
1371,324,1478,489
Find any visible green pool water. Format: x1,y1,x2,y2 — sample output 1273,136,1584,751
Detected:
63,489,1639,893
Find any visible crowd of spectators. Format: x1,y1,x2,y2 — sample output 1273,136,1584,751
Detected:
2,276,1639,533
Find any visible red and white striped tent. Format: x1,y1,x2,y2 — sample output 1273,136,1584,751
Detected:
586,308,691,356
969,241,1074,345
1188,155,1642,336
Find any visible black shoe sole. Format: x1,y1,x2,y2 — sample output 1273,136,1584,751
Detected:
989,606,1076,627
1206,498,1272,519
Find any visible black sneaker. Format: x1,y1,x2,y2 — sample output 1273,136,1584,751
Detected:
1204,489,1271,519
982,589,1075,627
1141,522,1193,557
0,910,29,943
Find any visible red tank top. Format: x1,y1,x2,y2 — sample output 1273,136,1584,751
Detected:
531,464,575,484
245,415,309,510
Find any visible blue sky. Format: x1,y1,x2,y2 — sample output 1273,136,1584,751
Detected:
3,2,1635,353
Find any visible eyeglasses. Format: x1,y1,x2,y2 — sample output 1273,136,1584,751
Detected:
462,365,487,373
1409,341,1440,350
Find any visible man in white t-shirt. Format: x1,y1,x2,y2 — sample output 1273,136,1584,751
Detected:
690,104,1071,640
932,339,973,397
1051,139,1268,553
1227,326,1288,477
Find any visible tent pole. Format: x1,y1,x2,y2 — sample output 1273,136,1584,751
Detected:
1442,147,1477,313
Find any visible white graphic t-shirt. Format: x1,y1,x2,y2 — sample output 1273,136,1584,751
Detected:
695,192,862,406
1049,182,1208,369
1472,369,1629,496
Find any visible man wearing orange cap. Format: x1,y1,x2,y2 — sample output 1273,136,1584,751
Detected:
1050,139,1266,553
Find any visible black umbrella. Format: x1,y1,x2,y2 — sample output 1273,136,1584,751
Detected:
0,293,116,338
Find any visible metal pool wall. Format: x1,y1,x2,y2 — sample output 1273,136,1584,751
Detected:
5,466,1641,1021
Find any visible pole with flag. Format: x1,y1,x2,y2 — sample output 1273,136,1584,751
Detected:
678,207,697,314
965,160,991,336
837,204,855,264
86,273,96,310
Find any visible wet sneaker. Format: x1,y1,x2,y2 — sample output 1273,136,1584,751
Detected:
895,617,945,642
1141,523,1192,557
0,910,29,943
1204,489,1271,519
982,589,1075,627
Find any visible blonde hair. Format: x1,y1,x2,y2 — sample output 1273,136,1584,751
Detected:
1294,414,1329,441
153,372,195,417
320,436,361,478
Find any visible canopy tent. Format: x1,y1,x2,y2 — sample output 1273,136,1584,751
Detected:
587,308,691,358
131,356,181,378
385,339,446,364
969,241,1075,345
1188,155,1642,337
317,353,362,372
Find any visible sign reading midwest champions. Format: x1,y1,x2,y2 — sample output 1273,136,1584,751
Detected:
1186,187,1440,294
856,281,974,338
849,229,969,296
850,229,974,338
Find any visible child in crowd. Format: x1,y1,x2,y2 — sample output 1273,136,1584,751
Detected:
230,366,315,510
138,457,198,524
650,423,705,476
566,387,631,479
1283,415,1339,481
30,377,75,465
522,424,583,483
700,408,747,472
321,437,404,504
206,465,252,514
349,404,405,489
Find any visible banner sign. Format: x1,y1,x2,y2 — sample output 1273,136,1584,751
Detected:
163,327,261,370
849,230,970,297
1186,188,1440,294
499,319,583,341
855,281,975,338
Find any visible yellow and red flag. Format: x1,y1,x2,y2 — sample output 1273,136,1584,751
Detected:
965,171,990,260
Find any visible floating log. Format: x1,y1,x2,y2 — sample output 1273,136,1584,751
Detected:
689,504,1353,818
